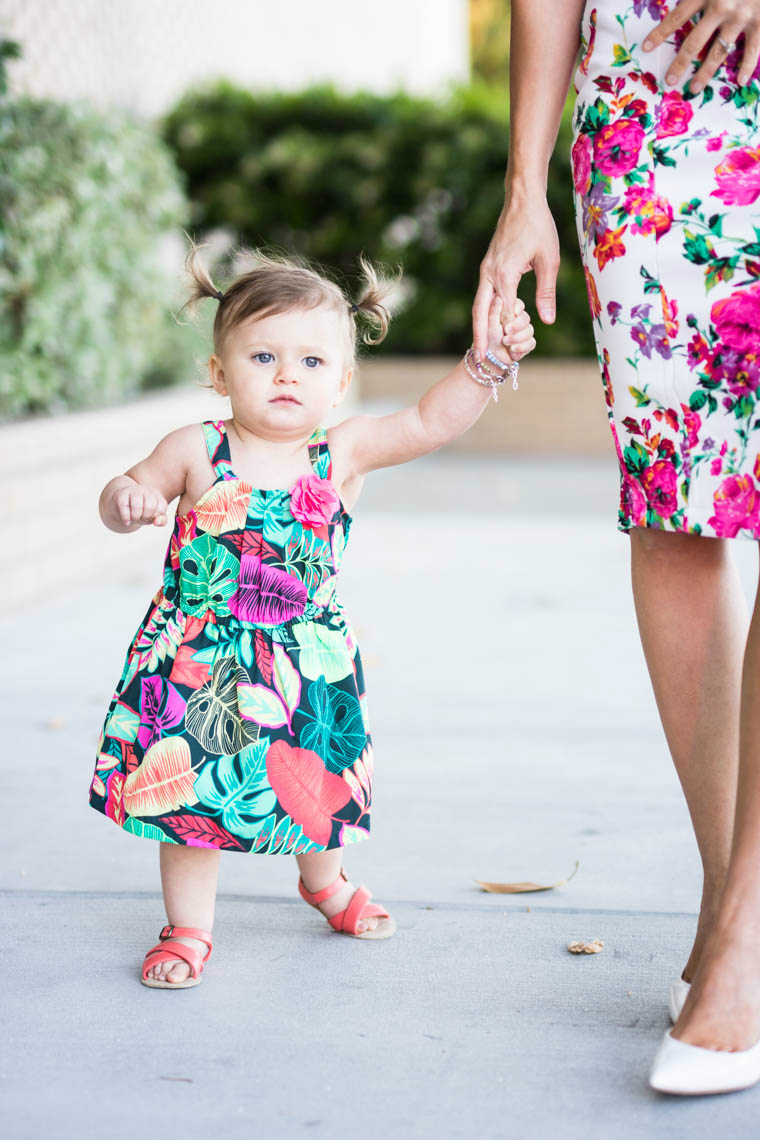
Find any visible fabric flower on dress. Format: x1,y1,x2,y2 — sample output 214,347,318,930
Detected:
572,132,593,196
711,146,760,207
584,265,602,318
583,183,619,241
656,92,694,139
641,460,679,519
633,0,667,17
708,474,760,538
594,224,627,270
623,173,673,239
682,407,701,450
290,474,341,529
593,118,645,178
711,283,760,354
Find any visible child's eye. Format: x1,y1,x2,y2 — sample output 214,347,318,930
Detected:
303,356,322,368
252,352,274,364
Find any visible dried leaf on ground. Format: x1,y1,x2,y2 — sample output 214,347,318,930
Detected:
476,860,579,894
567,939,604,955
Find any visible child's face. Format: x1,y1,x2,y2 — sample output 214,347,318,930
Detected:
209,305,352,438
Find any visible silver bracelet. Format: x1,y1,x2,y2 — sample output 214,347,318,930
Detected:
463,348,519,402
486,349,520,389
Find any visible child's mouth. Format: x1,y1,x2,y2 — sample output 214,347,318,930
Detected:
270,396,301,405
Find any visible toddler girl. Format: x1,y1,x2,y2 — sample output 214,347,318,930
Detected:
89,247,535,987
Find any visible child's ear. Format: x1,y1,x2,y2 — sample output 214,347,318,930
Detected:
334,367,353,406
208,354,227,396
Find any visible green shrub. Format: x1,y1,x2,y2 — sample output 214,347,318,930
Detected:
0,97,191,419
163,83,592,357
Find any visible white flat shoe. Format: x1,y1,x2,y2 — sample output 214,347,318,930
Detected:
650,1028,760,1095
668,977,691,1024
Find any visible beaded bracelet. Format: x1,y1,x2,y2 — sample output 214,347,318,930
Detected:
462,347,519,402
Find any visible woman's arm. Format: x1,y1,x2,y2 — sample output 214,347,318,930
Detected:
472,0,585,355
331,297,534,479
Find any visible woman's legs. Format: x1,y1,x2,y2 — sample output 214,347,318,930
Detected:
630,528,748,980
674,545,760,1051
145,844,221,984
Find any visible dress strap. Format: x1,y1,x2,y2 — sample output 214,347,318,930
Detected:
307,425,332,478
202,420,234,478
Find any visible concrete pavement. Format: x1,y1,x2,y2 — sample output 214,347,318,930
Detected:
3,443,760,1138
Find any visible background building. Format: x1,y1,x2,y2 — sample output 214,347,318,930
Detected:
3,0,470,115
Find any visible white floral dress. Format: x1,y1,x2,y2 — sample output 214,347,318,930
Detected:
572,1,760,538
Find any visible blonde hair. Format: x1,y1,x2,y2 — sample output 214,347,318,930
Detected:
182,242,400,364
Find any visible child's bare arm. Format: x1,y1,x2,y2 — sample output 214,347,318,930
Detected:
333,297,534,477
99,425,197,533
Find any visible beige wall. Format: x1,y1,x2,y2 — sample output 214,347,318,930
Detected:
4,0,470,117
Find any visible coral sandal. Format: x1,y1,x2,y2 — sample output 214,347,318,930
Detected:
298,870,396,940
140,925,213,989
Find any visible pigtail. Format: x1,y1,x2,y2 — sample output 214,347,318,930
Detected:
178,238,225,319
351,254,402,345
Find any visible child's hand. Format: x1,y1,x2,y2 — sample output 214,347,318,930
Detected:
487,296,535,363
113,481,169,528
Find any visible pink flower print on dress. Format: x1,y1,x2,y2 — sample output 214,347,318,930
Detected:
708,474,760,538
641,459,678,519
711,283,760,355
656,92,694,139
711,146,760,207
572,133,593,196
623,475,648,527
682,407,701,450
623,173,673,240
290,473,341,529
593,118,645,178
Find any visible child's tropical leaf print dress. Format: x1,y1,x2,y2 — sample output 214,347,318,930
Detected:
573,2,760,538
89,421,373,853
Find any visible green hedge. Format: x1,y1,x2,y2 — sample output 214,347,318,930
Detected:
163,84,593,356
0,97,190,419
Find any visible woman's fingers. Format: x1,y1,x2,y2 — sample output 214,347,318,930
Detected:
739,22,760,85
642,0,702,51
643,0,758,91
534,251,559,324
472,276,496,360
690,19,745,90
666,10,721,86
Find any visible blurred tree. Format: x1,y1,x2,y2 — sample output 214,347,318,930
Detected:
164,84,593,357
470,0,510,89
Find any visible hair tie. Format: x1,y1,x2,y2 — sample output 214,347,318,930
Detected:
215,290,224,302
348,302,359,314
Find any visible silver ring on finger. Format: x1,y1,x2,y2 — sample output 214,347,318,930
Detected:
717,34,737,53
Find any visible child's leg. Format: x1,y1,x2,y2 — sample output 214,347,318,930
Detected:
296,849,381,934
145,844,221,984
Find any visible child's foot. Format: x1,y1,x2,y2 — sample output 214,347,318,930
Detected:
141,925,213,988
298,869,396,939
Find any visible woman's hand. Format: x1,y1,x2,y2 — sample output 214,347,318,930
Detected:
643,0,760,91
472,192,560,360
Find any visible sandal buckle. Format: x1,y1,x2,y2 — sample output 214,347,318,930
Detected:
159,925,174,940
